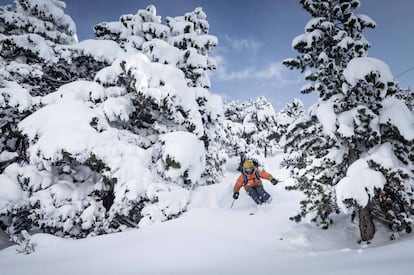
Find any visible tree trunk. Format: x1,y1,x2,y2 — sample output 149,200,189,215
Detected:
359,200,375,241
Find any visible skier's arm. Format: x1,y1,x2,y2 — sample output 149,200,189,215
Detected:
258,170,273,181
233,175,244,192
258,170,279,185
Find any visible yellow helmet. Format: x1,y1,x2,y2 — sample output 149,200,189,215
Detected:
243,160,254,170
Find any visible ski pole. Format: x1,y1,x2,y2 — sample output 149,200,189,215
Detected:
230,199,236,208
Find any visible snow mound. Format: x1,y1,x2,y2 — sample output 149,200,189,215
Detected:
343,57,393,86
336,159,386,212
159,131,206,184
0,175,23,208
380,97,414,140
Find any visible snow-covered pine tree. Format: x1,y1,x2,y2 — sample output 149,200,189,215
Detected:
275,99,309,170
166,7,218,88
283,0,414,240
94,6,224,185
272,98,305,145
284,0,375,100
2,46,221,238
0,4,223,238
165,8,222,183
94,5,169,52
0,0,86,235
0,0,77,95
0,0,77,172
282,0,375,228
221,97,278,169
335,57,414,240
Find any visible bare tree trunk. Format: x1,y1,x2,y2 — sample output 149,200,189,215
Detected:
359,199,375,241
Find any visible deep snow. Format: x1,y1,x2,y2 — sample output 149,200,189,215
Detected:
1,153,414,275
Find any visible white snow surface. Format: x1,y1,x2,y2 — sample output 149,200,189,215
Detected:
1,154,414,275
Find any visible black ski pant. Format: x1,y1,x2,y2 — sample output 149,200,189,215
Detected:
246,185,271,204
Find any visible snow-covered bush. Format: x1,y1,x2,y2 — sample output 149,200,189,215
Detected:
10,230,37,254
10,51,221,237
0,0,86,237
94,5,224,184
0,1,225,238
0,0,78,173
0,173,25,232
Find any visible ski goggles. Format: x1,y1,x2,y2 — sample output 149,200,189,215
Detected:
244,167,254,173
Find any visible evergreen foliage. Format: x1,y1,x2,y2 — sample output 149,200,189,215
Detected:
221,96,279,169
283,0,414,239
0,0,77,172
94,5,223,185
0,1,225,238
1,0,412,244
273,98,306,145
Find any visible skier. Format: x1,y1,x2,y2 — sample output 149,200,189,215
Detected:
232,160,278,204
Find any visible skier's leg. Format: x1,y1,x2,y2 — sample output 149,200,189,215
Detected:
246,187,262,204
256,185,271,203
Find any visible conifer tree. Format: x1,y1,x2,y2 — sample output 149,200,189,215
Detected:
221,97,278,169
0,4,224,238
273,98,305,145
94,5,168,51
0,0,80,234
166,7,217,88
94,6,224,185
336,58,414,240
1,0,116,238
283,0,376,228
281,0,414,240
0,0,77,172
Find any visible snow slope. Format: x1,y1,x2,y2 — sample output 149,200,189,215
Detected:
1,152,414,275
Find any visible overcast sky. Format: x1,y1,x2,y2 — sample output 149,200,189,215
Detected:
2,0,414,110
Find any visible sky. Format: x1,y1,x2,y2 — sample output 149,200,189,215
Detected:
2,0,414,111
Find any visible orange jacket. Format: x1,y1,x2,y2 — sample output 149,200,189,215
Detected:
233,169,273,192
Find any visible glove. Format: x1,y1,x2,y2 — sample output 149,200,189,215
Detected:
233,191,239,200
271,178,278,185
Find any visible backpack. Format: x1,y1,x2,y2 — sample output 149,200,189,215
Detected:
242,170,260,186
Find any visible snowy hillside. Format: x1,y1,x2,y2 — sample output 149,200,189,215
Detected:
1,154,414,275
1,0,414,274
